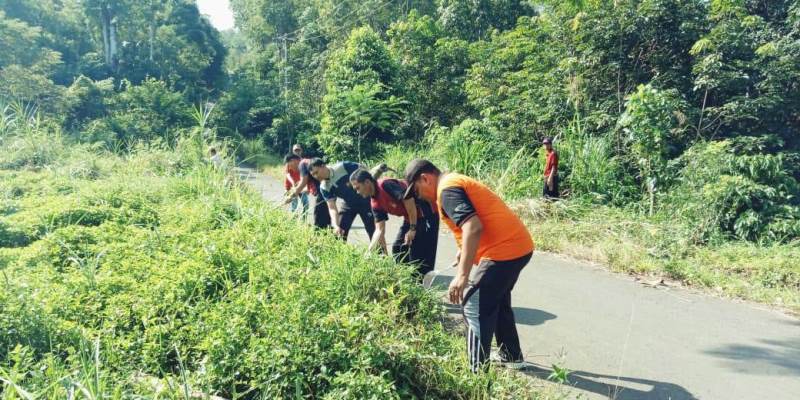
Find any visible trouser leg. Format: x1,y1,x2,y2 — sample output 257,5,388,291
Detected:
313,195,330,229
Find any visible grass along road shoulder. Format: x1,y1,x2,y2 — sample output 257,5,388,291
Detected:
519,199,800,314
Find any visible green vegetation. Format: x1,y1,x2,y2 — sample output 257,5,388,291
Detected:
2,0,800,395
224,0,799,309
0,115,543,398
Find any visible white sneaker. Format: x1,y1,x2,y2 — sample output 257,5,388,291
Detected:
501,361,528,370
490,352,527,370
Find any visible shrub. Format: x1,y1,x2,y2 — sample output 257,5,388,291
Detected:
666,139,800,243
0,139,540,398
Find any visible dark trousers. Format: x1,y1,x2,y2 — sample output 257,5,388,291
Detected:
462,252,532,372
392,213,439,277
543,174,559,198
338,201,375,241
312,194,331,229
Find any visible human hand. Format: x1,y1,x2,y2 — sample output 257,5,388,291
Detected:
448,274,469,304
404,229,416,245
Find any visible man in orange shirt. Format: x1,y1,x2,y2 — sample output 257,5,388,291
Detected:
542,137,559,199
403,159,534,372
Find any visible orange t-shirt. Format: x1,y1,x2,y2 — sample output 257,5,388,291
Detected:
437,173,534,264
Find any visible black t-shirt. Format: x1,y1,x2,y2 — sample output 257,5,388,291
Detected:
440,188,477,227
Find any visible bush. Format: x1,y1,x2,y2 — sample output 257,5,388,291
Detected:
552,121,638,205
666,139,800,243
82,78,193,147
0,139,540,398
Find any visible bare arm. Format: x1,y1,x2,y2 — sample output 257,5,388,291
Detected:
369,220,388,253
449,216,483,304
284,175,309,204
327,199,343,235
402,198,418,245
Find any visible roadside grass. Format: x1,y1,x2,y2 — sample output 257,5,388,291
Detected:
260,135,800,313
0,133,551,398
519,199,800,313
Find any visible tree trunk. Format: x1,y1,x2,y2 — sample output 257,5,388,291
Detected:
149,0,155,62
109,17,118,68
149,23,155,61
101,4,111,65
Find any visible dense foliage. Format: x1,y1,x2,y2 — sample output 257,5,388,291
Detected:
0,109,539,397
226,0,799,244
2,0,799,393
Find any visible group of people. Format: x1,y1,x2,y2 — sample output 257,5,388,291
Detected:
280,138,559,372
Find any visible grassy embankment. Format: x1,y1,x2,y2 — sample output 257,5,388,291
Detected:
0,131,549,397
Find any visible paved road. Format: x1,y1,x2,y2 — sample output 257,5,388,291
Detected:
242,168,799,400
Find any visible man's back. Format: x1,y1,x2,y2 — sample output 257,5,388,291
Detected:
320,161,369,206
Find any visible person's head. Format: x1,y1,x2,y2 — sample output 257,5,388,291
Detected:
349,168,377,198
284,153,301,170
308,158,330,181
292,144,303,157
542,137,553,151
403,159,441,203
208,147,217,156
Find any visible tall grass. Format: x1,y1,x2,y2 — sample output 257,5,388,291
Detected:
0,114,546,398
378,121,542,200
378,117,799,312
519,198,800,312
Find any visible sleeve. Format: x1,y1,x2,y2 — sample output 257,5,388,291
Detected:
440,188,477,227
381,180,406,202
320,185,334,201
343,161,362,175
299,161,310,178
369,198,389,222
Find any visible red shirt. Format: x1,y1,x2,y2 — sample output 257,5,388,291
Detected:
284,167,301,191
544,149,558,177
371,178,412,222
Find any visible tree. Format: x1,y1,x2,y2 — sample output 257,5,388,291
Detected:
618,84,688,214
320,83,406,160
388,11,473,137
320,27,406,160
437,0,533,41
0,10,64,112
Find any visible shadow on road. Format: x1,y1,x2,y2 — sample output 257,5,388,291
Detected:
703,336,800,376
522,363,697,400
513,307,556,326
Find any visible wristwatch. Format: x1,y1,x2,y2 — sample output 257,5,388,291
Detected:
409,224,417,231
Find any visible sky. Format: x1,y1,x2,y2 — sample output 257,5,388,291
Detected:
196,0,235,31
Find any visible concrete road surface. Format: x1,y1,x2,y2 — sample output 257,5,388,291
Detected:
240,168,799,400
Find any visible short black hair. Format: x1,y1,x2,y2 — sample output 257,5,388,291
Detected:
284,153,300,163
309,158,326,169
349,168,376,185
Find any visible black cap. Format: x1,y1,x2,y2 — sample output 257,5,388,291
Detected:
542,137,553,144
403,159,439,199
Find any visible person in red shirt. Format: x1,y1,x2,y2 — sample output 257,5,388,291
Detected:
349,168,439,277
284,154,309,216
542,137,559,199
284,154,331,229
